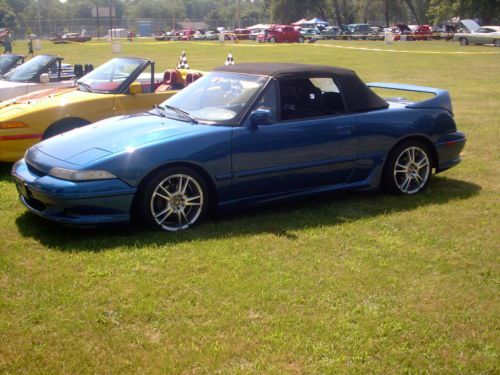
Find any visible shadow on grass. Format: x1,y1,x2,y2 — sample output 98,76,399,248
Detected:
0,162,14,183
14,176,481,252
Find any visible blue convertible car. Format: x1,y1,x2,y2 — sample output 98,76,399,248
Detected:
12,63,466,231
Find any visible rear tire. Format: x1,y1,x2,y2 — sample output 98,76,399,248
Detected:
134,167,209,232
297,36,304,43
382,140,432,195
459,37,469,46
494,39,500,47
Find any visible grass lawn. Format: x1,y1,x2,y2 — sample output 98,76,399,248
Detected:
0,39,498,373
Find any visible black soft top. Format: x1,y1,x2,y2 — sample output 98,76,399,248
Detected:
214,63,388,112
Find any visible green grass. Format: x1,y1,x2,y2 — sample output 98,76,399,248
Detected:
0,39,499,374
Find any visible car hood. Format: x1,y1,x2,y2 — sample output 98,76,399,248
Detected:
0,86,78,111
460,19,480,32
34,113,200,165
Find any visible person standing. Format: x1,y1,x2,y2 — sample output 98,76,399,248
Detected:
27,36,34,57
3,31,15,53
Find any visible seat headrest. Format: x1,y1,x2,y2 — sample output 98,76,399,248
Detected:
185,72,203,85
163,69,181,85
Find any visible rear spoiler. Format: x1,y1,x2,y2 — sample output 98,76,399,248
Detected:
367,82,453,114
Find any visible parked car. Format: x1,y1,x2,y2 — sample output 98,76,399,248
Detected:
50,32,92,44
12,63,465,231
231,28,251,40
300,27,321,40
346,23,371,39
0,57,204,161
249,28,267,40
367,26,384,40
0,54,24,75
202,30,220,40
392,24,414,41
453,26,500,46
321,26,341,39
432,24,457,40
0,55,78,101
410,25,433,40
263,25,304,43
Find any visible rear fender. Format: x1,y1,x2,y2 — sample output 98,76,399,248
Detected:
368,82,453,115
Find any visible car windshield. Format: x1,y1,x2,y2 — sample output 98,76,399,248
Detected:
3,55,55,82
160,72,268,123
0,54,19,74
77,57,144,93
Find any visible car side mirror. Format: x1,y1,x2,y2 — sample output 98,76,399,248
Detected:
129,82,143,95
249,107,273,127
39,73,50,84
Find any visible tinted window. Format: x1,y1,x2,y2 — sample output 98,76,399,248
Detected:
0,54,19,74
4,55,54,82
280,77,345,121
252,80,277,123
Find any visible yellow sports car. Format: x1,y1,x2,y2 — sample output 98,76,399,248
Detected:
0,57,203,162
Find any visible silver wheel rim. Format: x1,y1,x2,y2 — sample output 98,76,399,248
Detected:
150,174,204,231
393,146,430,194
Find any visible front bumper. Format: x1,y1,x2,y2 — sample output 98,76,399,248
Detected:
12,159,137,225
435,131,466,173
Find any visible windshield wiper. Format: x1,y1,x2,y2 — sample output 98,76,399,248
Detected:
77,81,92,92
160,104,198,124
153,104,166,117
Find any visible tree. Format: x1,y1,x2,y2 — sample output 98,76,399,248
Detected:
1,0,19,29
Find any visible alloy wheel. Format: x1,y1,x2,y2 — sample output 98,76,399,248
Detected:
393,146,430,194
150,174,204,231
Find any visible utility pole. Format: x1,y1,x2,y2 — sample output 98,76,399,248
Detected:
96,0,100,39
237,0,241,28
109,0,113,39
36,0,42,39
173,0,177,31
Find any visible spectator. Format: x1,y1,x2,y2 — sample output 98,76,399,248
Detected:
3,31,14,53
27,36,34,57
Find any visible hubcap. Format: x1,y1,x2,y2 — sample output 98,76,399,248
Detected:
393,146,430,194
150,174,203,231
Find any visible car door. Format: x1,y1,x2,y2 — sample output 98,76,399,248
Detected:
231,77,358,201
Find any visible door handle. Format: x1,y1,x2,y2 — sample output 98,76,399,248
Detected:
336,124,353,136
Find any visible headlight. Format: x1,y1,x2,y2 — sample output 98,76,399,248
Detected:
0,121,29,129
49,167,117,181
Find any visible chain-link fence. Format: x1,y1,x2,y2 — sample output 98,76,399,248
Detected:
3,17,270,40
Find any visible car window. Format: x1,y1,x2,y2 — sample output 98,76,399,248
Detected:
252,80,277,123
280,77,345,121
77,57,144,93
163,72,267,123
4,55,54,82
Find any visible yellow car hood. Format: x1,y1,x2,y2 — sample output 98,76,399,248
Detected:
0,88,104,120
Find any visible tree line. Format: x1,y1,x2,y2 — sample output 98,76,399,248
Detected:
1,0,499,31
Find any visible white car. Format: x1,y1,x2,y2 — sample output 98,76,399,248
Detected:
0,54,77,102
453,26,500,47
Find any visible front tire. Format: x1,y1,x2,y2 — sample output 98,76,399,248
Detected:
382,141,432,195
494,39,500,47
42,118,90,139
268,37,276,43
297,36,304,43
459,37,469,46
135,167,209,231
